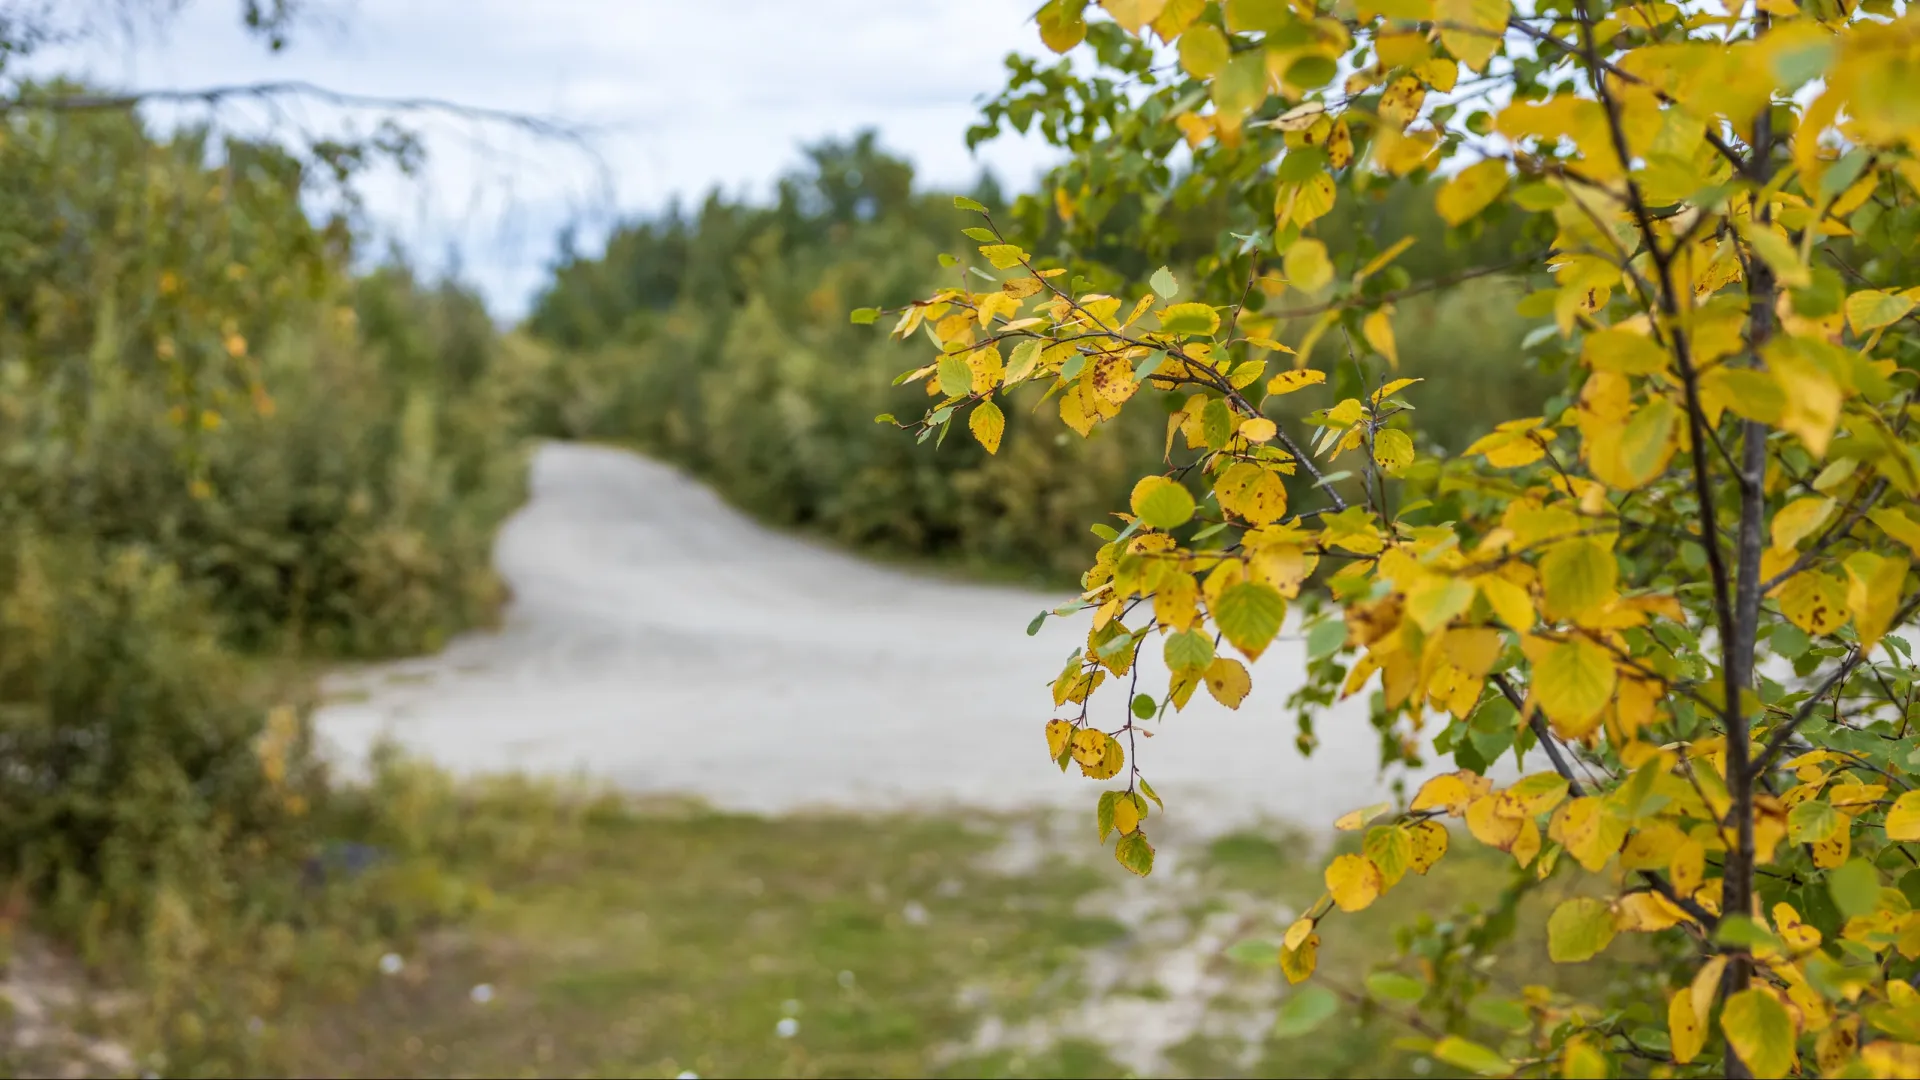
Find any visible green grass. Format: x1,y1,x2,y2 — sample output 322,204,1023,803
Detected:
20,766,1650,1080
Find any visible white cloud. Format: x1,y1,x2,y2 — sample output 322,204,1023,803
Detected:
27,0,1064,316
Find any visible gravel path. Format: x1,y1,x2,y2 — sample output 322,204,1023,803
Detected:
316,442,1454,832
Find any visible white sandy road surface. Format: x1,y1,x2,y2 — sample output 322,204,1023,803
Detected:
317,442,1484,832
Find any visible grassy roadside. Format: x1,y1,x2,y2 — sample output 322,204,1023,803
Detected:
7,744,1619,1080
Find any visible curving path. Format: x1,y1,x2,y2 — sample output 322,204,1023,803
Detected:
316,443,1459,832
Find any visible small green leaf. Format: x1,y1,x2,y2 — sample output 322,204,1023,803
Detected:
1546,897,1616,963
1306,619,1347,661
873,413,897,425
1150,266,1179,300
1131,693,1157,719
1026,611,1048,636
850,307,880,324
1096,790,1119,842
962,226,997,242
1364,971,1426,1003
1432,1036,1511,1077
1214,581,1286,659
939,253,958,268
1830,858,1881,919
1272,986,1339,1038
954,195,988,213
1225,938,1281,966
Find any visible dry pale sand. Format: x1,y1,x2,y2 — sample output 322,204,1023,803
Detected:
316,442,1476,833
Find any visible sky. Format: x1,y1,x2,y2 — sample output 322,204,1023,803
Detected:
28,0,1064,318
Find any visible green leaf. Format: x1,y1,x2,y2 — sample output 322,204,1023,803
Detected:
1715,914,1785,953
1150,266,1179,300
961,226,996,242
1467,995,1532,1032
1224,938,1281,966
1546,897,1616,963
1432,1036,1512,1077
1819,147,1871,201
1131,693,1157,720
1214,581,1286,660
1026,611,1048,637
1285,54,1337,88
1097,790,1119,842
954,195,988,213
1306,618,1347,661
873,413,897,425
1830,858,1882,919
1364,971,1425,1003
1164,629,1215,672
1771,35,1837,90
1201,397,1234,449
937,355,973,399
1272,986,1340,1039
1721,989,1795,1078
850,307,880,325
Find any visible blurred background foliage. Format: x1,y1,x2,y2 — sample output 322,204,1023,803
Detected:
0,71,1563,1072
521,132,1558,584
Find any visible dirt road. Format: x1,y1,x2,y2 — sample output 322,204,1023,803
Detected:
316,443,1452,832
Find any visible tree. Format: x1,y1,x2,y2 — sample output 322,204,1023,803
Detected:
865,1,1920,1076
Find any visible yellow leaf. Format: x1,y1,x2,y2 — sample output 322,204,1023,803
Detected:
1240,417,1278,443
1669,989,1706,1065
1284,239,1333,293
1721,989,1795,1079
1282,171,1338,226
1778,570,1848,636
1283,916,1315,952
1080,733,1126,780
1497,772,1570,819
1583,327,1670,374
1268,368,1327,395
1815,1016,1859,1076
1436,0,1506,71
1871,507,1920,555
1215,462,1289,526
1532,636,1616,737
1070,728,1106,768
1113,795,1142,835
1325,853,1384,912
1280,932,1318,984
1204,657,1252,709
969,400,1005,454
1326,118,1354,169
1099,0,1166,34
1434,158,1509,226
1045,718,1072,761
1407,819,1449,873
1476,575,1535,631
1466,794,1523,849
1771,496,1836,552
1363,308,1398,367
1886,790,1920,842
1411,771,1480,816
1615,891,1686,932
1846,551,1907,651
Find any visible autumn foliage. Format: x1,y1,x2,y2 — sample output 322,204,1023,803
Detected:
869,0,1920,1076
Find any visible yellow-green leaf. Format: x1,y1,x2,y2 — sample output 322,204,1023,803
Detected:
969,400,1005,454
1546,897,1617,963
1540,539,1617,621
1099,0,1166,33
1615,399,1679,487
1131,475,1196,530
1584,328,1670,374
1432,1036,1512,1078
1721,989,1795,1079
1532,636,1616,734
1435,159,1509,225
1037,0,1088,52
1870,507,1920,554
1215,581,1286,660
1284,239,1333,292
1846,288,1914,335
1364,825,1412,886
1177,20,1229,77
938,354,973,399
1325,853,1383,912
1158,302,1221,337
1115,831,1155,875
